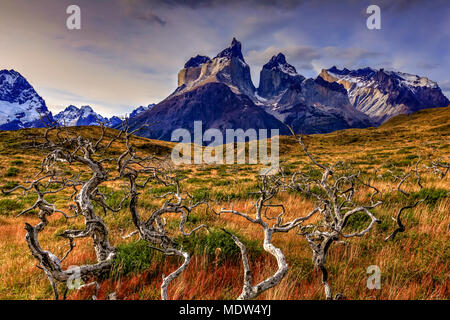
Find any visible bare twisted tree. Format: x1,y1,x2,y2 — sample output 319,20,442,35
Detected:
288,135,383,299
218,133,385,300
2,123,123,299
217,175,319,300
115,124,209,300
381,155,444,242
4,121,209,300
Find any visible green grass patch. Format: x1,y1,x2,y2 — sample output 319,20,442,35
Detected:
110,240,165,279
179,228,262,261
411,188,448,206
4,167,19,177
1,181,19,190
0,198,25,216
10,160,24,166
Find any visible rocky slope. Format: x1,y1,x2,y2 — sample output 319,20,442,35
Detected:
0,69,53,130
175,38,256,98
127,39,288,140
320,66,449,124
128,104,155,119
255,53,372,133
128,82,288,141
127,40,374,140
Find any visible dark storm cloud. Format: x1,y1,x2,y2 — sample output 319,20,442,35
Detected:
120,0,307,9
1,0,448,116
376,0,446,12
120,0,166,25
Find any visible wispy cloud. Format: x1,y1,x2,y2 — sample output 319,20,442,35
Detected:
0,0,448,115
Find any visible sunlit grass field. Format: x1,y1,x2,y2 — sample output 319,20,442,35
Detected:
0,107,448,300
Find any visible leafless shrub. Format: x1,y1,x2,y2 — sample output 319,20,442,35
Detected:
216,175,319,300
115,122,209,300
3,123,120,299
287,134,382,299
3,121,209,300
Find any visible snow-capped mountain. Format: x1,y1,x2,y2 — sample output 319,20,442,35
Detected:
0,69,53,130
125,39,372,140
255,53,372,132
127,39,289,140
320,67,449,124
54,105,122,127
3,42,448,137
129,104,155,119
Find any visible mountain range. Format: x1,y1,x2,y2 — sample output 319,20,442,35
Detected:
1,38,448,138
0,69,154,130
124,38,448,140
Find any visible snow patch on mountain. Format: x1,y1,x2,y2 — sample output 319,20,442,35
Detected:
0,69,53,130
326,66,438,90
321,66,449,124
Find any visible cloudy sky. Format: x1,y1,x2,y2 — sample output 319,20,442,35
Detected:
0,0,449,117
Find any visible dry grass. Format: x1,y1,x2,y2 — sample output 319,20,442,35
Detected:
0,107,448,300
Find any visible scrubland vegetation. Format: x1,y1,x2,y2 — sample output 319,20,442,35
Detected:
0,107,448,300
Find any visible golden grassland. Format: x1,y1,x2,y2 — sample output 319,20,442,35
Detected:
0,107,448,300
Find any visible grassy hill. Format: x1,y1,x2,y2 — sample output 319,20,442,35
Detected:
0,107,448,300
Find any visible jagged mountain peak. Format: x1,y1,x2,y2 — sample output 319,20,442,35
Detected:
0,69,22,80
54,105,121,128
65,105,78,111
129,104,155,119
257,53,304,98
176,38,255,97
325,66,438,89
264,53,299,78
215,37,245,61
1,69,36,100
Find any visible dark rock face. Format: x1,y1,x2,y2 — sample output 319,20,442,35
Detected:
274,78,372,132
257,53,305,98
254,54,372,132
215,37,244,60
184,55,211,68
314,76,347,95
127,82,289,141
282,103,360,134
214,38,255,97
